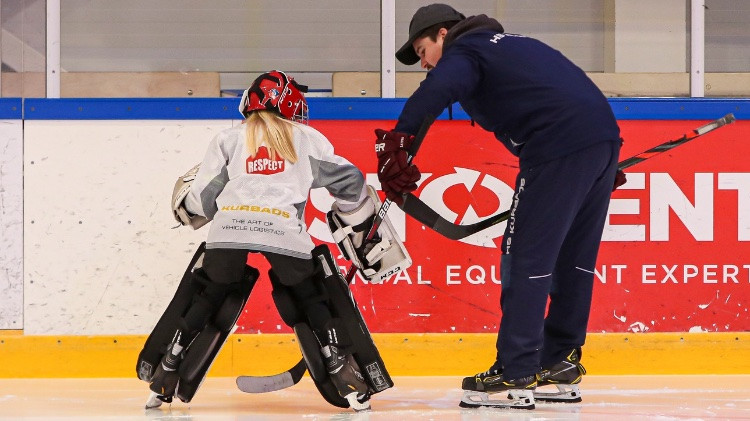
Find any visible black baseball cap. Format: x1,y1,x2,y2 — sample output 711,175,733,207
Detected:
396,3,466,65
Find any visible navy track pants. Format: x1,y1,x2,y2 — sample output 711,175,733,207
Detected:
495,140,620,379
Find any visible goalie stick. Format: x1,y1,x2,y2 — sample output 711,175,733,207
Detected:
399,113,737,240
237,114,436,394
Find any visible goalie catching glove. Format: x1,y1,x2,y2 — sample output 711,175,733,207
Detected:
171,164,210,230
327,185,411,283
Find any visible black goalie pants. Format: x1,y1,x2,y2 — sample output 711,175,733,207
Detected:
182,247,333,343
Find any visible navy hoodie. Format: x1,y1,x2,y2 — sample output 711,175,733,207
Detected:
395,15,620,167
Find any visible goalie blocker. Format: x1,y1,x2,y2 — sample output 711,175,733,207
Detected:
327,185,411,283
272,244,394,408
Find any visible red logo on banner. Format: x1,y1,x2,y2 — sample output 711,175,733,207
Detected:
246,146,285,175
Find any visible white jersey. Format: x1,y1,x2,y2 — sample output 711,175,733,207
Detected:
184,123,366,259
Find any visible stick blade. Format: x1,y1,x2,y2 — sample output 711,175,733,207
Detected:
237,372,295,393
236,358,307,393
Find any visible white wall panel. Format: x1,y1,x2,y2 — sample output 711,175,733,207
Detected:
4,0,750,96
497,0,605,71
611,0,687,73
0,120,23,329
58,0,606,74
60,0,381,73
705,0,750,72
23,120,235,335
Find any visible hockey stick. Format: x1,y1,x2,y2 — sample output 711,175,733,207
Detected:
399,113,736,240
236,357,307,393
343,113,437,283
237,114,436,394
617,113,735,170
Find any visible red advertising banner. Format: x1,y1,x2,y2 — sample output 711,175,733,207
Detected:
236,119,749,334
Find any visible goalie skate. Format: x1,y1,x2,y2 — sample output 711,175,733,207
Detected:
459,389,535,410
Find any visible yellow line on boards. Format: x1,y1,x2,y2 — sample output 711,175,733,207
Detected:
0,332,747,378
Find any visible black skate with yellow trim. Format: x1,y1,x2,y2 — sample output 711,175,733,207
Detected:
459,368,536,410
534,349,586,403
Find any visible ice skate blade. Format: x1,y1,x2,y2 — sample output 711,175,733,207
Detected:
534,384,582,403
144,392,163,409
459,389,535,410
344,392,371,412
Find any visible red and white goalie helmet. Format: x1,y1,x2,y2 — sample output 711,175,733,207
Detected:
238,70,309,124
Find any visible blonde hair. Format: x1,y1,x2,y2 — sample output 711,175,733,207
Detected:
244,111,298,164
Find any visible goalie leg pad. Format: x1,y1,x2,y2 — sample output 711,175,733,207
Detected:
174,324,221,402
294,323,350,409
270,270,348,408
312,244,394,394
137,242,258,403
137,243,207,382
214,291,249,331
268,251,391,407
175,267,258,403
327,185,412,283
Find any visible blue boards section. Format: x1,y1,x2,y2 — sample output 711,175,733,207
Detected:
607,98,749,120
23,98,238,120
16,97,750,120
0,98,22,119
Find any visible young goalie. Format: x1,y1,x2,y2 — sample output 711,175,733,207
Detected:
137,71,409,411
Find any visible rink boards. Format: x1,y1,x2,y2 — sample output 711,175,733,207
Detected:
1,97,749,376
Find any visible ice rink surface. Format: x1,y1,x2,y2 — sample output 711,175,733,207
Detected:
1,375,748,420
